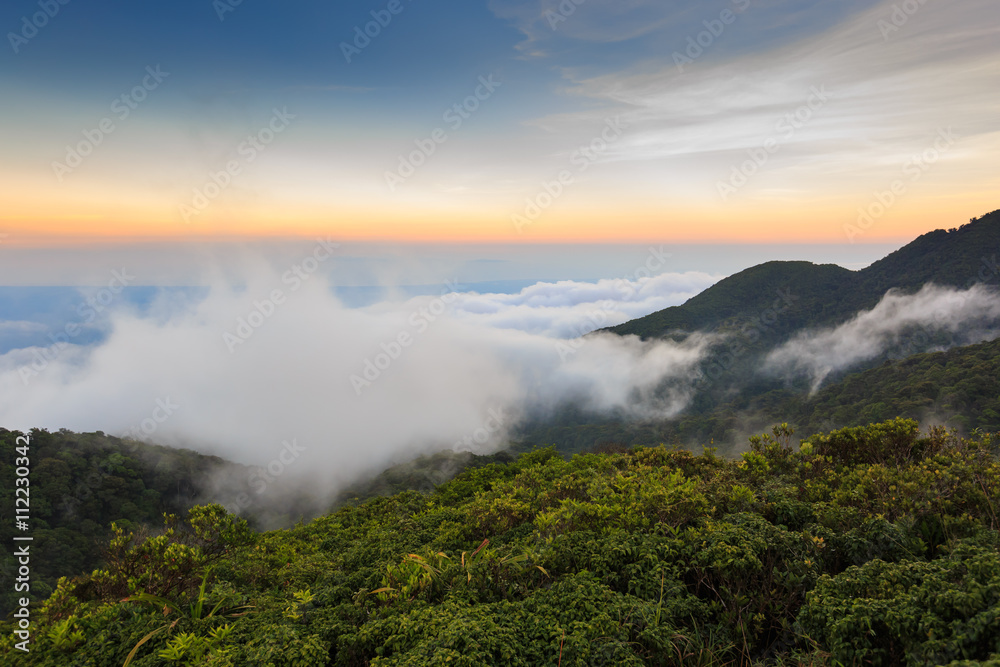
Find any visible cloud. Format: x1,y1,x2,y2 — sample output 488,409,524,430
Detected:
489,0,680,53
0,321,47,335
517,0,1000,197
764,284,1000,391
442,271,719,337
0,264,713,505
488,0,881,56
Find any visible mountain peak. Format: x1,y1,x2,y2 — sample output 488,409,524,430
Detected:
610,210,1000,341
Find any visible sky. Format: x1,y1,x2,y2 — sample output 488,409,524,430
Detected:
1,0,997,252
1,0,998,484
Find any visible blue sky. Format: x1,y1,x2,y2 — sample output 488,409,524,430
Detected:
3,0,879,96
1,0,998,471
0,0,890,143
3,0,996,250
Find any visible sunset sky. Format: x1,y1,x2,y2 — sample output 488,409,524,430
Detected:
1,0,997,250
1,0,999,480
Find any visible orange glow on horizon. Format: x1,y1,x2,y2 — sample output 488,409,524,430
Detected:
2,175,995,247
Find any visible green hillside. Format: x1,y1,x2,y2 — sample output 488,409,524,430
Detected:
0,429,516,620
608,209,1000,342
3,419,999,665
3,211,1000,664
787,336,1000,435
515,336,1000,455
859,209,1000,296
0,429,305,618
672,335,1000,448
605,261,856,342
520,210,1000,454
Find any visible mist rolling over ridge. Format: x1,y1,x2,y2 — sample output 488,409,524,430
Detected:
0,261,721,507
3,217,1000,500
4,0,1000,660
764,283,1000,392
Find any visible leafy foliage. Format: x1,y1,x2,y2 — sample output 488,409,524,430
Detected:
0,428,268,617
517,334,1000,455
788,337,1000,436
4,419,1000,665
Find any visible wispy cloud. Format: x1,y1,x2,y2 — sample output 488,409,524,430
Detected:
514,0,1000,197
764,284,1000,391
489,0,680,54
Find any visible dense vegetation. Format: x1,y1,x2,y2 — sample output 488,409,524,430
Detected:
860,209,1000,297
517,335,1000,455
0,428,514,620
0,429,265,617
518,212,1000,454
607,210,1000,343
334,450,517,505
3,213,999,663
4,418,999,665
785,337,1000,435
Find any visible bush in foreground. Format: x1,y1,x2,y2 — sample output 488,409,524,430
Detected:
3,418,999,665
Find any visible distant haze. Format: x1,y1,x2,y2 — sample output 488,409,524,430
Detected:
0,241,897,286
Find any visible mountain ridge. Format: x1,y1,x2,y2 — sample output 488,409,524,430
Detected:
513,210,1000,453
606,209,1000,342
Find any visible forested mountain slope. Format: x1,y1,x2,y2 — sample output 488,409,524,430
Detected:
0,429,260,616
517,211,1000,453
3,419,999,665
608,209,1000,342
785,336,1000,435
516,336,1000,455
859,209,1000,295
0,429,513,618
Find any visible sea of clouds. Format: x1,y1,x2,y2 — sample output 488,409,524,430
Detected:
4,246,999,511
0,255,721,502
